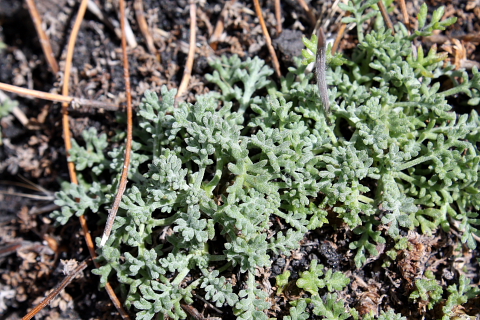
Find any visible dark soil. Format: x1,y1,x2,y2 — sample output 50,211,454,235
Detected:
0,0,479,319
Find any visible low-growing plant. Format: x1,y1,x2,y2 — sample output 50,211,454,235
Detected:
52,0,480,319
409,270,443,311
0,95,17,145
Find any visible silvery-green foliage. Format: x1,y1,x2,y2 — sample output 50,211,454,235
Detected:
51,181,106,225
68,127,109,175
206,55,273,114
409,271,443,310
365,310,407,320
441,274,480,320
296,260,350,295
301,2,480,259
51,1,480,319
281,260,352,319
282,299,310,320
310,293,351,320
234,272,270,320
200,269,238,307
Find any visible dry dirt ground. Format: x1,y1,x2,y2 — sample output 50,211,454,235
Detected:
0,0,479,319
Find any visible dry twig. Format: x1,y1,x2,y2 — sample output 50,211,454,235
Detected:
0,176,54,201
274,0,282,34
10,105,29,126
87,0,121,39
2,175,53,195
117,2,138,48
1,13,129,319
0,190,53,200
378,0,395,34
253,0,282,78
134,0,157,56
181,303,206,320
297,0,317,27
397,0,410,30
61,0,91,185
22,259,90,320
331,21,347,55
0,82,117,109
177,1,198,98
209,0,236,50
100,0,134,251
332,0,355,54
25,0,59,74
59,0,131,318
88,0,138,48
